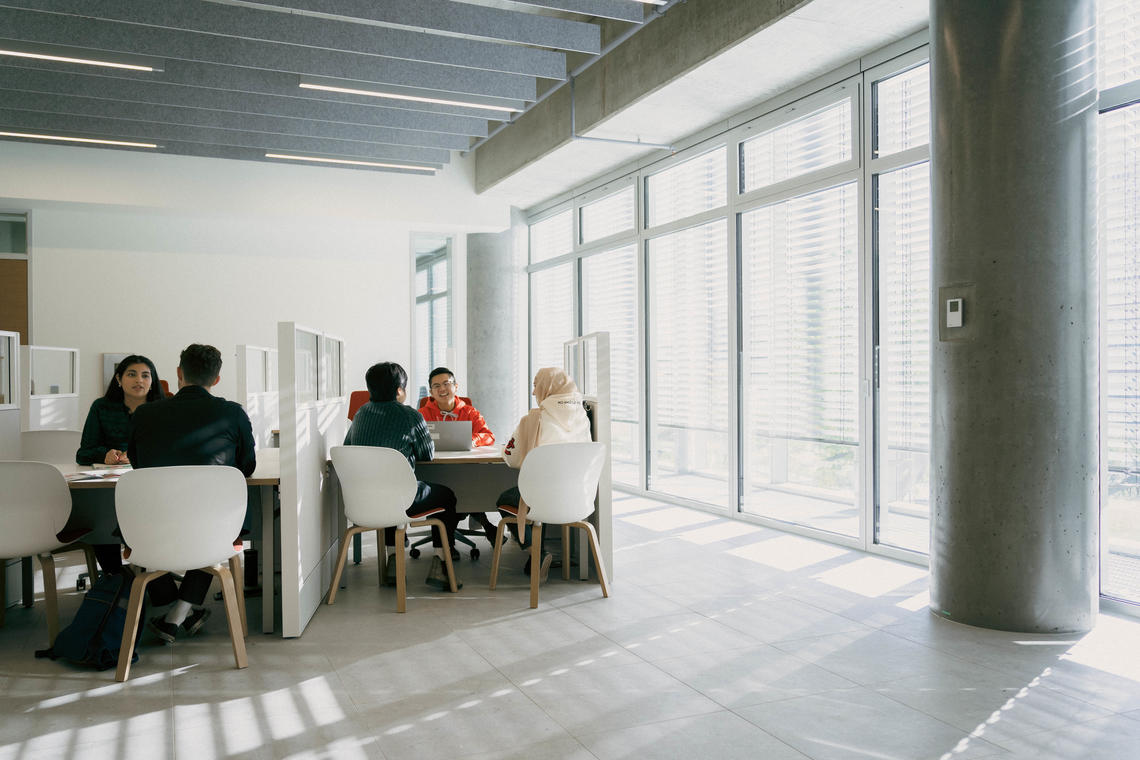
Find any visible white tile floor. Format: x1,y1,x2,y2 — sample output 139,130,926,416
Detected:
3,492,1140,759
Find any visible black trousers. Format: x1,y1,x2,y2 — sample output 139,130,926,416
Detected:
146,569,213,607
384,480,459,548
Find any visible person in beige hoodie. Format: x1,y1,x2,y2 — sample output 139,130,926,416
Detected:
497,367,592,578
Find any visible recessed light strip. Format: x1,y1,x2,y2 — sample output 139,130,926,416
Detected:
265,153,437,173
298,82,519,114
0,48,154,72
0,131,158,148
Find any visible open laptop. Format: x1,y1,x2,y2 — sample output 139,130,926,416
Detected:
425,420,473,451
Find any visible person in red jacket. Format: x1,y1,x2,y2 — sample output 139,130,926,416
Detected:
419,366,498,544
418,367,495,447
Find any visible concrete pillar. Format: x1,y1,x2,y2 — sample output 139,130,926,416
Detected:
466,208,525,440
929,0,1098,633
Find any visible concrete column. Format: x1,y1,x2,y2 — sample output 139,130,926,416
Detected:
929,0,1098,632
466,208,525,440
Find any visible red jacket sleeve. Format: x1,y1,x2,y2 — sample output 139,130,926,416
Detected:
466,407,495,446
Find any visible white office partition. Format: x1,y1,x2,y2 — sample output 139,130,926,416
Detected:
563,331,613,581
277,322,347,637
0,332,20,607
20,345,80,432
0,331,20,460
235,344,279,450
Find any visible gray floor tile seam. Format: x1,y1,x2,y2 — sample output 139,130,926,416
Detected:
1030,674,1140,718
970,711,1140,756
730,687,1016,760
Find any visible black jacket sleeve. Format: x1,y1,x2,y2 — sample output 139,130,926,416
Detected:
76,400,109,464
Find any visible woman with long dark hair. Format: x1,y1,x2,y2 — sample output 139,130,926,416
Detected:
76,354,164,466
74,354,165,574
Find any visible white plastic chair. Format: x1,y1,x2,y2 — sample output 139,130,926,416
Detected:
0,461,91,645
329,446,458,612
113,466,248,682
489,442,609,608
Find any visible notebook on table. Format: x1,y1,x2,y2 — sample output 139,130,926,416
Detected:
425,420,473,451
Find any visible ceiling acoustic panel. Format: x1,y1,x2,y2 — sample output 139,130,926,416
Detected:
0,0,656,174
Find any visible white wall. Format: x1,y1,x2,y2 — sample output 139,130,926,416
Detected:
1,141,509,408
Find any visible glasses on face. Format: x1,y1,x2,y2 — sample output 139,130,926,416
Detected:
430,380,456,391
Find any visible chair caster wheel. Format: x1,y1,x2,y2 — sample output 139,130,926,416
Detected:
470,548,480,560
409,547,421,559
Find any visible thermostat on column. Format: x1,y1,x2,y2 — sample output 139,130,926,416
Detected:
947,298,963,328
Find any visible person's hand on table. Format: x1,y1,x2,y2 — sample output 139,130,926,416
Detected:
105,449,130,465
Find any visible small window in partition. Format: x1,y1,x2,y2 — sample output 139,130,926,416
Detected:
294,329,318,405
29,347,76,395
0,331,16,406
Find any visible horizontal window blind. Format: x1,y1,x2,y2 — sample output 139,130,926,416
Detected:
581,187,635,244
1100,0,1140,91
874,64,930,158
530,209,573,264
741,183,859,445
646,148,727,228
740,99,852,194
530,263,575,375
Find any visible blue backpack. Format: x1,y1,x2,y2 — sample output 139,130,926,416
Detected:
36,569,142,670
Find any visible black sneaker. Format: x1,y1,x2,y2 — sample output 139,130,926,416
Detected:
383,553,397,587
425,556,462,591
182,608,211,637
149,616,179,644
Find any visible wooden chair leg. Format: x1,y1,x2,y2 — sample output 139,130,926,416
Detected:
228,554,248,637
530,522,543,609
488,518,510,590
328,526,364,605
211,564,248,670
36,553,59,645
394,528,407,613
116,571,164,682
576,521,610,598
561,525,571,581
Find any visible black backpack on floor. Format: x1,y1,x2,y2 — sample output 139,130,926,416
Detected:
35,568,143,670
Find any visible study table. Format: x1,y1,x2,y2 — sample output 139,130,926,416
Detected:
53,449,281,634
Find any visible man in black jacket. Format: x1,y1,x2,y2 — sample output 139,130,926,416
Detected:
128,343,256,642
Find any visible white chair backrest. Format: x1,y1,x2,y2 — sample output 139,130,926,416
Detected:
115,466,247,572
331,446,419,528
0,461,71,557
517,442,607,525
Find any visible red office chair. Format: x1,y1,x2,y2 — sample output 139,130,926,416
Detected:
159,380,175,398
347,390,370,421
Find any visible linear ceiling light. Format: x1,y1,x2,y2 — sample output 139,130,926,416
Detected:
298,82,519,114
265,153,437,173
0,130,158,148
0,48,155,71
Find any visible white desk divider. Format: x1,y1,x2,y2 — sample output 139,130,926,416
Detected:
235,344,279,450
564,331,613,582
0,331,21,459
0,331,20,607
277,322,347,637
20,345,80,432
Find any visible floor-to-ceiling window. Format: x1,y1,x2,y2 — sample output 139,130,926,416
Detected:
527,46,930,558
869,56,932,554
738,89,861,537
1099,0,1140,605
